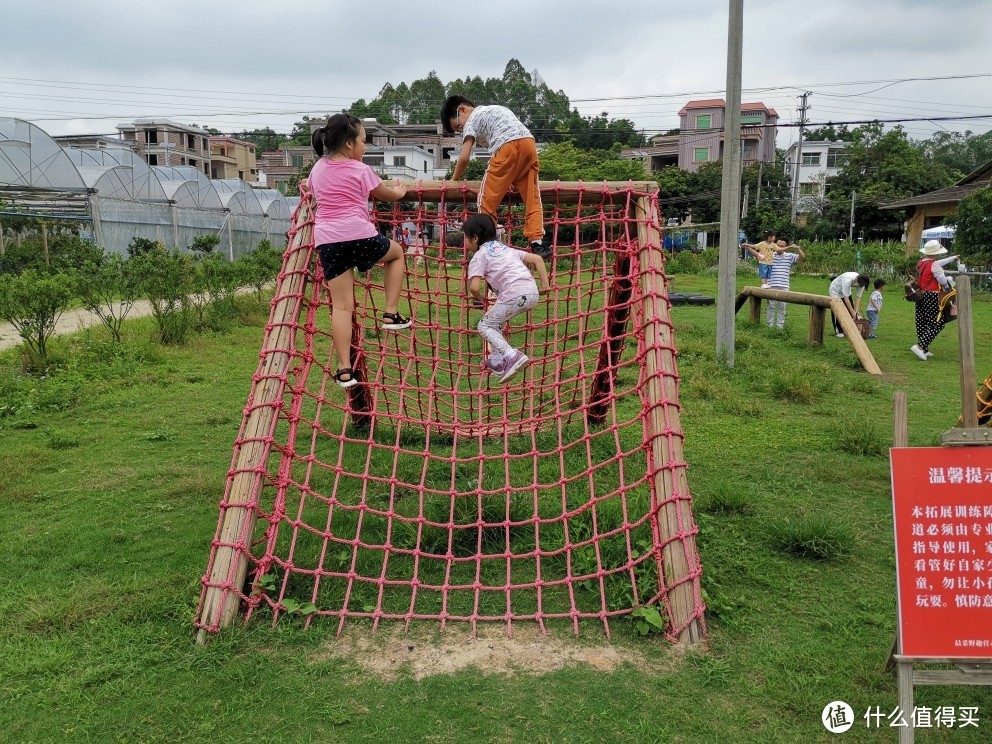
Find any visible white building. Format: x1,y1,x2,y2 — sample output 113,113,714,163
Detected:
783,140,848,213
362,144,447,181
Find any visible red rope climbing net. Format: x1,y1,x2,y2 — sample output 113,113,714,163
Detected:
196,180,705,641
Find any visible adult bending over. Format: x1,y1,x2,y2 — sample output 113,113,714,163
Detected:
828,271,870,337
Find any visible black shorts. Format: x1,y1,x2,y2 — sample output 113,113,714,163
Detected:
316,234,391,280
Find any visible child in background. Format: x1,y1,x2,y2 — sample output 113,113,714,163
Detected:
406,231,426,269
463,214,550,383
442,95,552,260
308,114,412,389
766,239,805,329
866,279,885,339
740,230,778,287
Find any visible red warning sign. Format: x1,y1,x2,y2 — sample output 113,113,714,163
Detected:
891,447,992,658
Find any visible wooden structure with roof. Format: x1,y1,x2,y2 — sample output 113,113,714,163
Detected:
882,159,992,251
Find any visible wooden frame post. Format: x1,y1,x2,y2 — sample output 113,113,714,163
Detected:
733,286,881,375
196,197,315,640
635,195,704,645
808,306,825,346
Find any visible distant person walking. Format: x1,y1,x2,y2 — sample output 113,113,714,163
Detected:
911,240,959,361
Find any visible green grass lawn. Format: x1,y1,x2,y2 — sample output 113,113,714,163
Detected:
2,271,991,743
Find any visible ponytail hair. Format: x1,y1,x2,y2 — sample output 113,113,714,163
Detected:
312,113,363,157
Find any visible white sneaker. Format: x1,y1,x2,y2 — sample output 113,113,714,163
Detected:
910,344,928,361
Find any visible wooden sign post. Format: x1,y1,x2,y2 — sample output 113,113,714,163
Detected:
889,275,992,743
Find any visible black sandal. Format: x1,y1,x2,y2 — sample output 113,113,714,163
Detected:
334,368,358,389
381,312,413,330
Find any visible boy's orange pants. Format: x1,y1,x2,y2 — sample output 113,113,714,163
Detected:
477,137,544,243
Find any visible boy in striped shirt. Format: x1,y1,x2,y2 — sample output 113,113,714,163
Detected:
766,240,805,329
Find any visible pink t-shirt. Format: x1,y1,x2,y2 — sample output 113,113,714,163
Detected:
467,240,537,300
307,158,382,245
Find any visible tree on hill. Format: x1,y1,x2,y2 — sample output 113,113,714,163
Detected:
537,140,646,182
919,130,992,179
344,60,641,151
948,186,992,266
235,127,286,153
822,123,958,239
804,124,855,142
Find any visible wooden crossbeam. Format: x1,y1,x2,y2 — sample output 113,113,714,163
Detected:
734,286,882,376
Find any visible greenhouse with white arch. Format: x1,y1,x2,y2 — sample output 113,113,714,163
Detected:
0,117,293,259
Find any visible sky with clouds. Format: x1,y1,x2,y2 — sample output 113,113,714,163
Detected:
2,0,990,147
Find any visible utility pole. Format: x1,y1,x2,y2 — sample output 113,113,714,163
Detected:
848,190,856,242
756,160,763,208
716,0,744,368
789,92,811,222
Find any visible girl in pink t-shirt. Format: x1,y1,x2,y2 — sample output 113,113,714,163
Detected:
308,114,412,388
464,214,550,383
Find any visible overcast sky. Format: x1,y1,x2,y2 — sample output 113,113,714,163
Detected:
3,0,990,147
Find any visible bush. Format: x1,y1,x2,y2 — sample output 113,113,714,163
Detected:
238,240,283,301
766,515,854,560
76,255,142,343
190,234,221,255
0,270,76,370
836,420,886,457
131,247,194,344
666,250,705,274
769,364,830,403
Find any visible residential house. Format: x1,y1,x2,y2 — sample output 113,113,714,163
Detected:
782,140,848,214
116,118,211,175
53,134,134,151
209,135,258,183
257,146,315,194
620,99,778,174
881,158,992,251
677,100,778,173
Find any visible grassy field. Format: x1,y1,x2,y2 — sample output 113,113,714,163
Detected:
2,270,991,743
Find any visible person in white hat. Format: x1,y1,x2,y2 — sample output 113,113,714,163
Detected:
910,240,959,360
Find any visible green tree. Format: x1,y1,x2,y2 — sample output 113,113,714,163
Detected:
236,127,286,152
132,247,195,344
190,233,220,255
76,255,141,344
919,131,992,179
346,60,639,150
444,159,488,181
948,186,992,266
406,72,446,125
286,161,311,196
0,269,75,369
804,124,855,142
537,140,646,181
823,123,957,239
286,116,329,146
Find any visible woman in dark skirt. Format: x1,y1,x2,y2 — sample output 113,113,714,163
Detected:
911,240,959,361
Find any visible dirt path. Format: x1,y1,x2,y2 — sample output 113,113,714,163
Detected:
0,285,271,352
0,301,162,352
